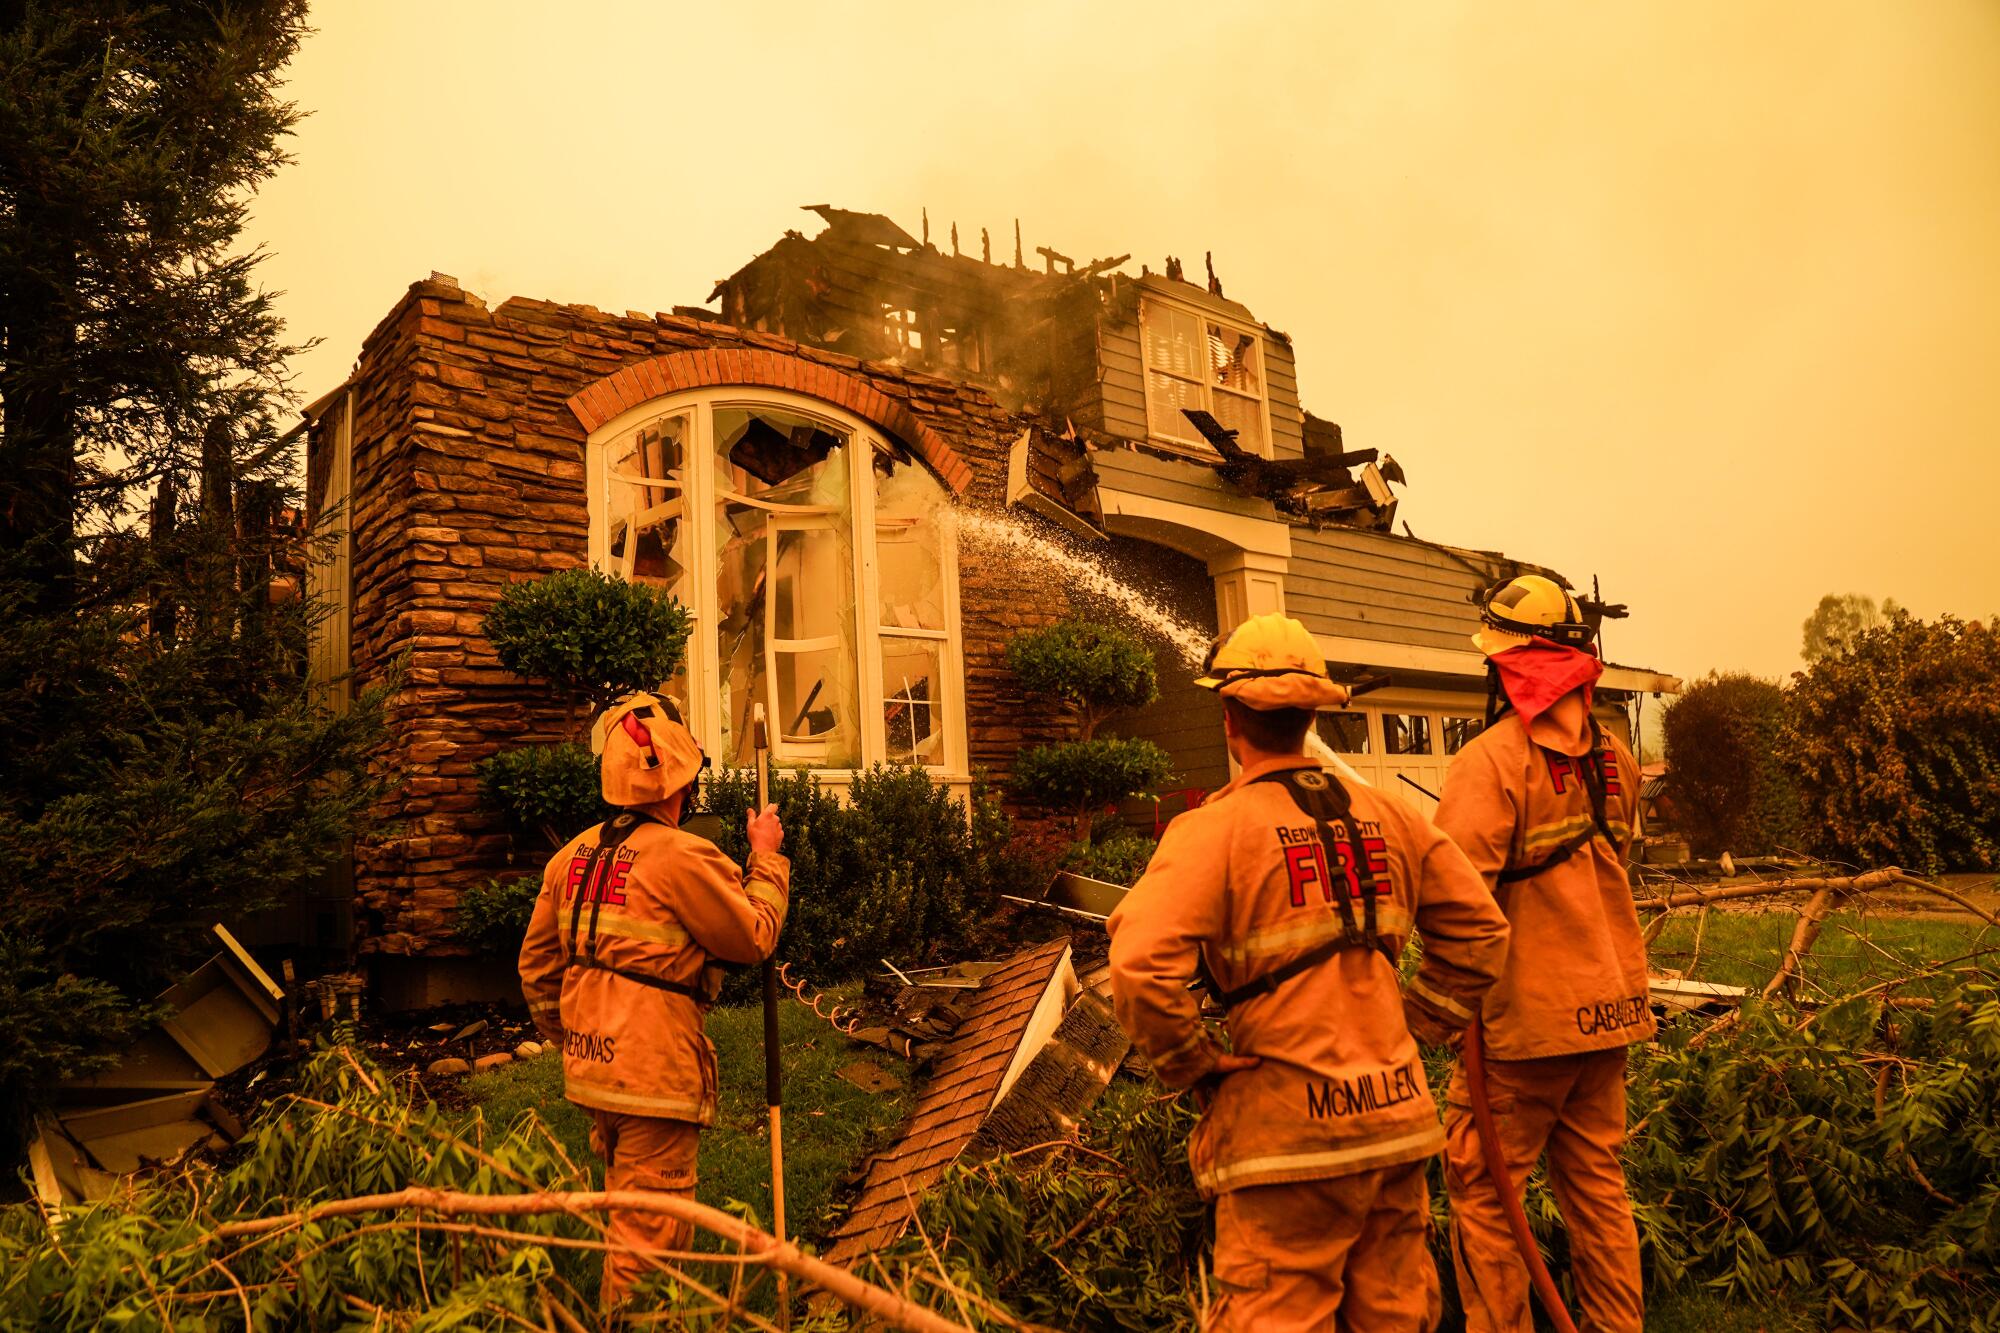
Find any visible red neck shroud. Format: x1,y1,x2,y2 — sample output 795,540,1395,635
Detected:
621,711,655,757
1491,641,1604,731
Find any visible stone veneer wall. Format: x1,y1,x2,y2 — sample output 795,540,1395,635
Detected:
339,275,1081,955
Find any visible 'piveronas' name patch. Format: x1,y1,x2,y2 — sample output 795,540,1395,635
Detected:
1306,1060,1422,1119
1575,994,1649,1036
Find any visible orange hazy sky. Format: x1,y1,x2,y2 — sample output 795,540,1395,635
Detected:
246,1,2000,682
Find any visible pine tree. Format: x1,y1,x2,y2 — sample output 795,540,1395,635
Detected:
0,3,390,1135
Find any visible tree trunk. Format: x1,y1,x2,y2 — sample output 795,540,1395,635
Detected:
0,230,79,609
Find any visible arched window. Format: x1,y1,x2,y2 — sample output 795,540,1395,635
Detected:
586,388,966,778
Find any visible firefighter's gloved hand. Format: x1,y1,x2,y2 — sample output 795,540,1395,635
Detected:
746,803,784,857
1403,1003,1463,1052
1193,1050,1261,1110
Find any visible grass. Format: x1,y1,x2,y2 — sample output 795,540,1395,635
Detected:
1643,1288,1815,1332
466,992,911,1250
1646,908,1996,998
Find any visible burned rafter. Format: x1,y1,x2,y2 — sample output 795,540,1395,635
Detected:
1180,409,1400,530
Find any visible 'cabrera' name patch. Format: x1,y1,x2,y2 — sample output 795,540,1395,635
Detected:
1576,994,1649,1036
1306,1060,1422,1119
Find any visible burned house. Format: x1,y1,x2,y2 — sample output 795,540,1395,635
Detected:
302,206,1677,983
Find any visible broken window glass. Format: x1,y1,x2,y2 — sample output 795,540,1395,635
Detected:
1209,389,1265,455
605,414,691,592
1441,716,1484,755
1207,323,1261,395
1384,714,1433,756
710,405,859,768
875,463,948,632
881,638,943,764
1317,711,1371,754
873,457,951,768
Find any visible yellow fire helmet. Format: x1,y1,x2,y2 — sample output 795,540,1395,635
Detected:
1471,574,1596,657
1194,612,1352,711
591,692,705,809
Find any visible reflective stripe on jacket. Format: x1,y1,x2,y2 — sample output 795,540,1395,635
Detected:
518,819,790,1123
1433,697,1655,1061
1108,755,1511,1198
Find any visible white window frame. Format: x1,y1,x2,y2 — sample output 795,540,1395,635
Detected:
585,387,970,783
1139,295,1275,460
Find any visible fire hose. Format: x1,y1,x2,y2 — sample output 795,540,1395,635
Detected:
1462,1015,1580,1333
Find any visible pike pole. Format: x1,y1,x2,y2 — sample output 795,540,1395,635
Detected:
1462,1015,1579,1333
752,704,790,1325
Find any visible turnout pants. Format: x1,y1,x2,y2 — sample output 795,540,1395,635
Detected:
591,1111,701,1311
1442,1048,1643,1333
1207,1160,1441,1332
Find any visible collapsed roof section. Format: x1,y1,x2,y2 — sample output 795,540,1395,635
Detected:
709,205,1403,536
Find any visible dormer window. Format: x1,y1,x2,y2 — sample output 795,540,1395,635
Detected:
1141,297,1270,457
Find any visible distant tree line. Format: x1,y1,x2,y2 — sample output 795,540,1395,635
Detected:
1663,601,1999,873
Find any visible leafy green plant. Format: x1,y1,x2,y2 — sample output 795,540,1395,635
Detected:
482,568,693,739
696,765,1039,983
1005,619,1161,741
477,742,606,851
1064,825,1159,887
456,876,541,956
1662,672,1802,858
1012,738,1172,838
1004,619,1172,848
1781,611,2000,873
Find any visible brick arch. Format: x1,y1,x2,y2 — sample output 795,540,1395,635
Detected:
566,349,972,494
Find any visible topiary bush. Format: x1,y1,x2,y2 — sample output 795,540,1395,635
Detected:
1005,619,1172,847
476,742,606,851
1005,618,1160,741
1781,611,2000,873
455,876,540,957
1662,672,1803,859
482,568,692,739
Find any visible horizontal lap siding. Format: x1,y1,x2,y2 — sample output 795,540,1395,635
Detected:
1288,527,1491,652
1097,321,1149,440
1090,448,1279,520
1264,337,1303,460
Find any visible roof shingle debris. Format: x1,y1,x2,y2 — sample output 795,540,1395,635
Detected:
824,937,1082,1266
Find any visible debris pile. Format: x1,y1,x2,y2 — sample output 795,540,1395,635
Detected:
30,925,283,1212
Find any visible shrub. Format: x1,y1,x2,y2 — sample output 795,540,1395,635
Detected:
1662,673,1802,858
1005,618,1159,740
456,876,540,956
477,742,606,851
1781,612,2000,873
697,765,1038,983
1013,737,1173,834
481,568,693,737
1005,619,1172,849
1065,826,1158,887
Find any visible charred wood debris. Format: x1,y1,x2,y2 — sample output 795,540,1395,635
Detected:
708,205,1401,534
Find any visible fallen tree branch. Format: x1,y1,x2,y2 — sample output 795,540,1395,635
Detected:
214,1187,972,1333
1635,868,1902,912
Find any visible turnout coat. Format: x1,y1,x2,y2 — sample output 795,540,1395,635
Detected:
1108,755,1511,1198
519,816,790,1123
1433,696,1655,1061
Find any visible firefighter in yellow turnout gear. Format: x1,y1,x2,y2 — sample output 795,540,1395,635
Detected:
1108,614,1512,1331
518,693,789,1309
1436,576,1652,1333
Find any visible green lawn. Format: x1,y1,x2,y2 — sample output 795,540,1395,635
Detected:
1646,907,1993,998
465,993,911,1250
1644,1288,1814,1332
